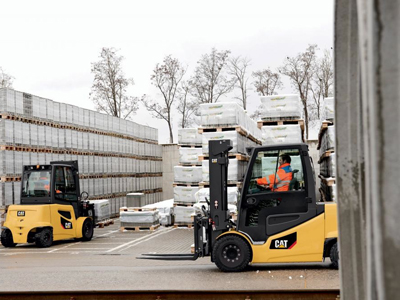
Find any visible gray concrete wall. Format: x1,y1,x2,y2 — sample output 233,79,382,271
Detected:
335,0,400,299
162,144,180,200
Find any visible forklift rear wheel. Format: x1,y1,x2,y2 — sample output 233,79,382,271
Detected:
213,235,251,272
81,218,94,241
330,241,339,269
35,228,53,248
1,229,17,247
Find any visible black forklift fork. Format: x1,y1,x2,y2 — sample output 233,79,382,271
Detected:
138,215,209,261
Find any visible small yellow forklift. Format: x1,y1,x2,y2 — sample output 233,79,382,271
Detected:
1,161,95,248
140,140,339,272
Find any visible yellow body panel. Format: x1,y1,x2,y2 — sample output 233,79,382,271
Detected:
4,204,88,244
324,203,338,238
220,211,338,264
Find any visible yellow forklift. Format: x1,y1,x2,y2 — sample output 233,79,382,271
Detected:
140,140,339,272
1,161,95,248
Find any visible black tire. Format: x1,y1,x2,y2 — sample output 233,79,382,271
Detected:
35,228,53,248
212,235,251,272
81,218,94,241
1,229,17,247
330,241,339,269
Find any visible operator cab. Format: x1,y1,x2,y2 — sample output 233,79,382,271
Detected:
21,161,84,219
238,143,323,242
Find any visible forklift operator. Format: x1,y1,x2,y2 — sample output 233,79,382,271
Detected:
256,154,293,192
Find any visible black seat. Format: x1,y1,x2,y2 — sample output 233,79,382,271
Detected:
289,169,299,190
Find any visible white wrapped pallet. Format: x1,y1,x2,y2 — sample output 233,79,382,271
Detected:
178,128,202,145
328,153,336,177
202,131,251,155
120,210,159,225
174,186,199,204
195,187,239,205
202,159,246,182
324,97,335,120
200,103,262,141
174,166,202,183
261,125,303,145
259,94,302,119
179,148,202,165
89,199,111,223
174,206,200,223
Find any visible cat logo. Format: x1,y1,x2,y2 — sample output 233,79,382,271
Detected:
60,217,73,230
275,240,289,249
17,211,25,217
270,232,297,250
64,222,72,229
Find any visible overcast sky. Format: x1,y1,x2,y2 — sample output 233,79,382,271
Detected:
0,0,334,143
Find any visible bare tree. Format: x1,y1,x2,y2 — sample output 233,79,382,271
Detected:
310,49,334,120
141,55,186,143
252,68,283,96
228,56,251,110
279,44,318,138
90,47,138,119
177,81,197,128
0,67,14,88
189,48,235,105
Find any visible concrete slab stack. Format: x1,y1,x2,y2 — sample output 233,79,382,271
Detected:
257,94,305,145
317,98,336,202
0,88,163,216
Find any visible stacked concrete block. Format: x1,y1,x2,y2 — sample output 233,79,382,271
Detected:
259,94,302,120
317,98,336,202
0,88,163,216
120,208,160,229
257,94,304,145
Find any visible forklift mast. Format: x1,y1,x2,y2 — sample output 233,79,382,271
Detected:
209,140,233,242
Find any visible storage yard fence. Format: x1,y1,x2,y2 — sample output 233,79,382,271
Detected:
0,88,163,216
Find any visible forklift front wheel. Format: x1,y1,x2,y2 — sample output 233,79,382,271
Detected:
1,229,17,247
35,228,53,248
330,241,339,269
213,235,251,272
81,218,94,241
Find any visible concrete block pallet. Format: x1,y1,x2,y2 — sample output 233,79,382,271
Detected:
0,88,163,215
317,98,336,202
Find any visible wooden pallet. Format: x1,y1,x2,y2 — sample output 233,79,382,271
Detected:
199,181,243,188
120,224,160,232
318,149,335,164
199,153,249,162
96,219,115,228
173,223,193,229
0,176,21,182
257,119,305,130
119,207,157,212
173,182,200,187
198,125,261,145
179,163,202,167
178,144,202,148
173,202,194,207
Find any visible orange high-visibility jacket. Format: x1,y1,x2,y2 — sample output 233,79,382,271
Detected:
256,163,293,192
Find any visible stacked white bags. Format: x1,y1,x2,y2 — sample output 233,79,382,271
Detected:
89,199,111,224
179,148,202,165
261,125,303,145
173,186,199,205
120,210,160,227
200,102,262,141
202,159,247,182
202,131,257,155
259,94,302,120
174,206,201,223
174,166,203,183
178,128,202,145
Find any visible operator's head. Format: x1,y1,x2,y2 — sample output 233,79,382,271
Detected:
279,154,291,166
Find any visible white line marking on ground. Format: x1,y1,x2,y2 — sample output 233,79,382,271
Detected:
48,241,82,253
93,230,120,238
120,228,177,252
106,227,174,253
